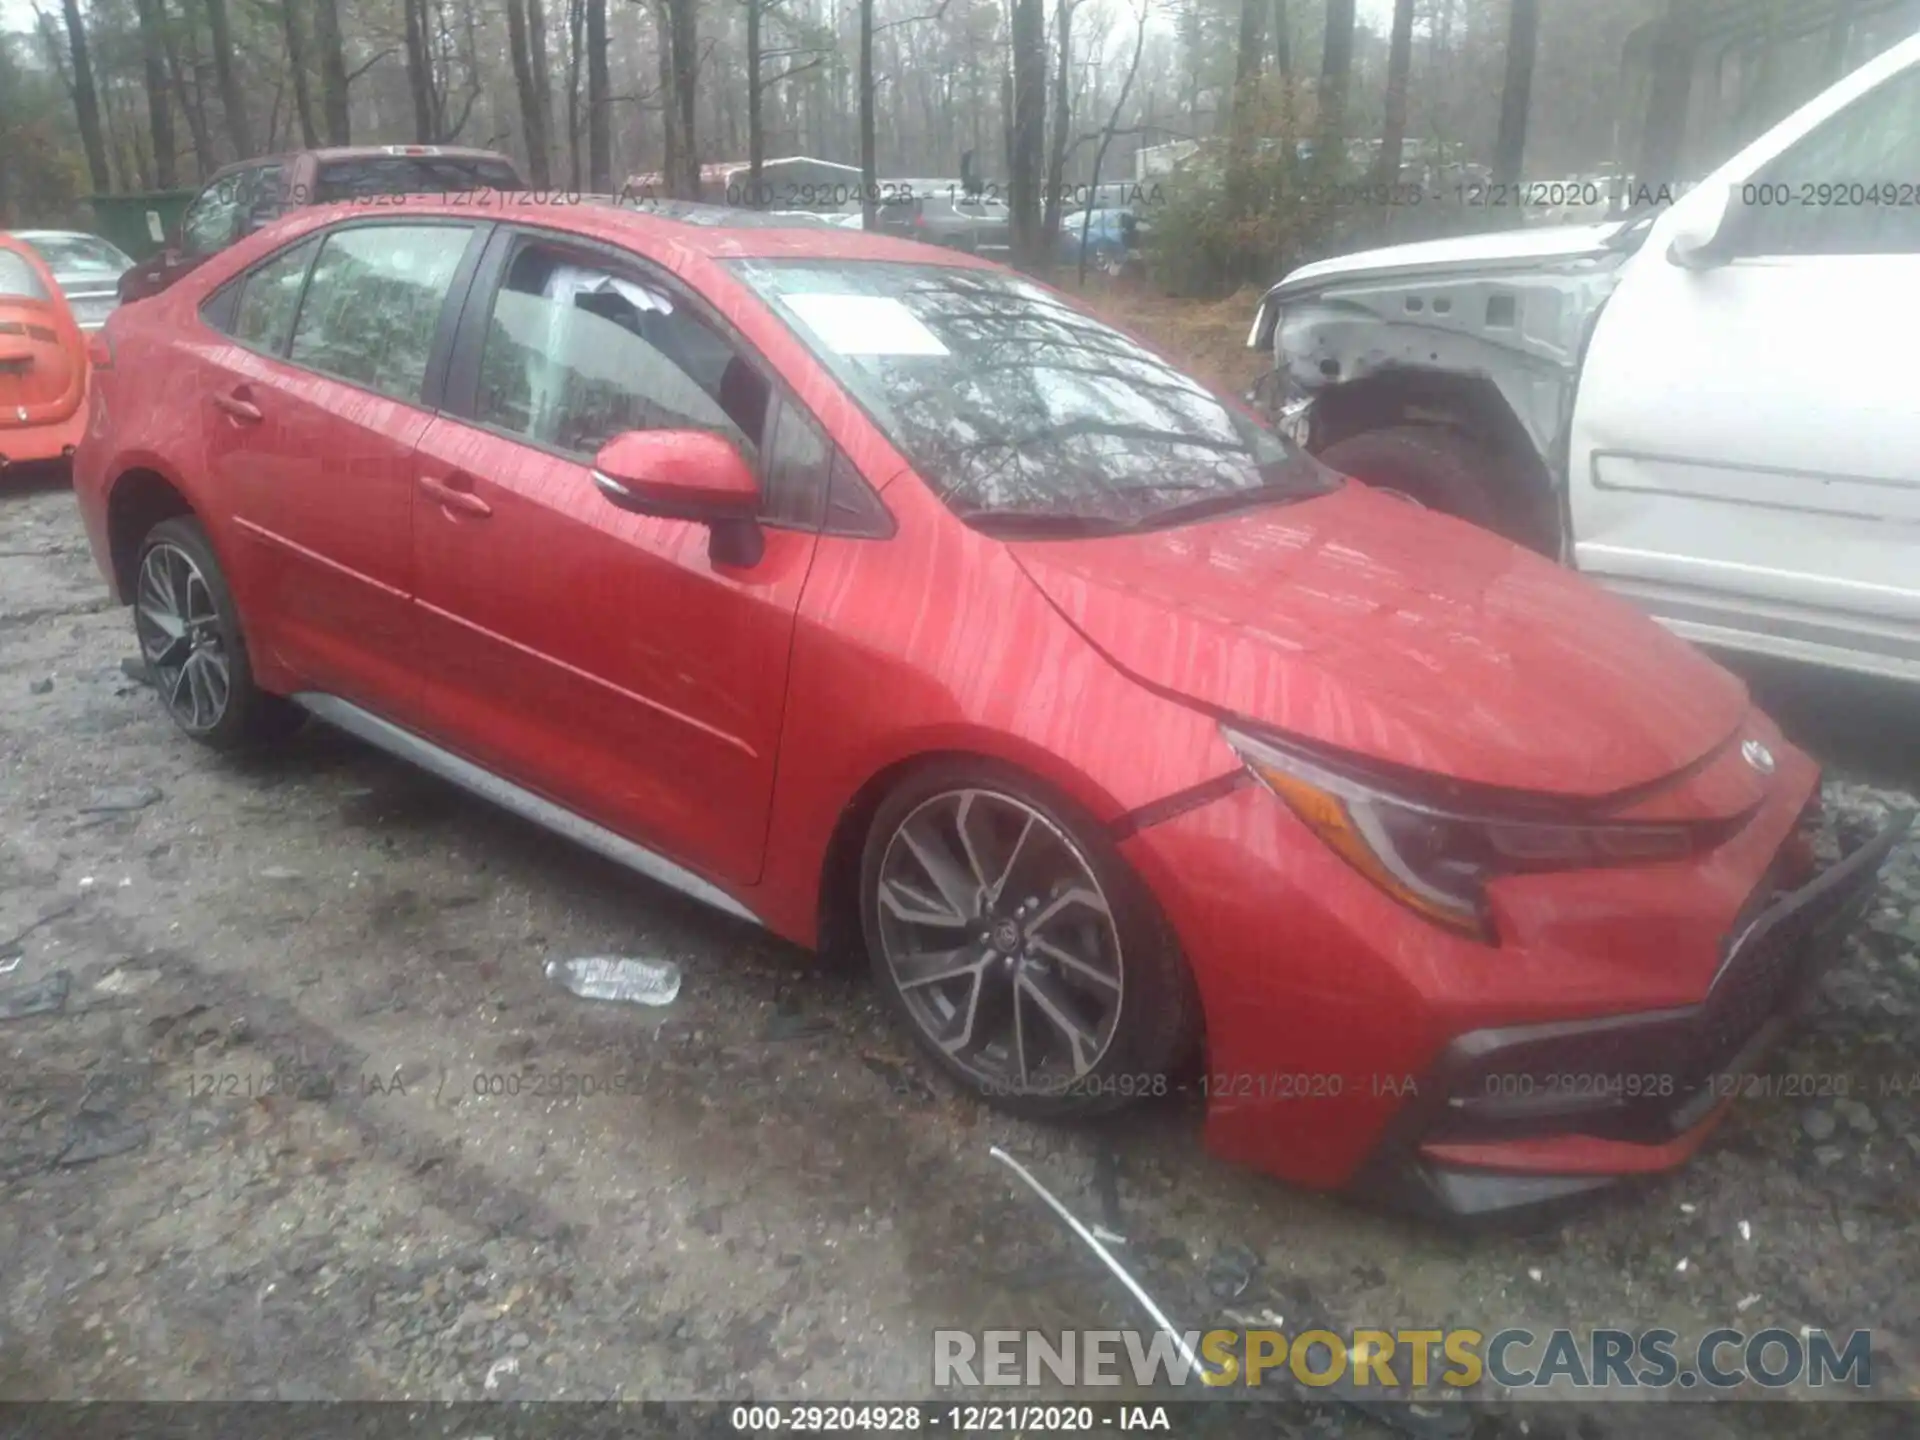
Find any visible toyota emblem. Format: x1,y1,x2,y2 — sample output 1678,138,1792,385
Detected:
1742,739,1776,775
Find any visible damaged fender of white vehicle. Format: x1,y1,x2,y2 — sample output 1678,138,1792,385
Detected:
1249,240,1631,474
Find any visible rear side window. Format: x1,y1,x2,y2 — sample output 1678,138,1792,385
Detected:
21,235,130,277
182,172,246,256
0,250,50,300
313,157,523,202
231,236,322,354
287,224,472,403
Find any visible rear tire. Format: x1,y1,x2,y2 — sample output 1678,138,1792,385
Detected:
133,516,303,750
1317,424,1535,545
859,759,1199,1120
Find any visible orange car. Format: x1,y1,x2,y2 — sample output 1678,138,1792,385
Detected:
1,232,89,472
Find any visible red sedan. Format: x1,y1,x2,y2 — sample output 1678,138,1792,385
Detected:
72,197,1909,1215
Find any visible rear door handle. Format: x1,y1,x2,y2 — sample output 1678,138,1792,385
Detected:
418,473,493,518
213,389,262,423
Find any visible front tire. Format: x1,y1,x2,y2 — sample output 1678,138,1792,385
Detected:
133,516,302,750
859,761,1197,1119
1317,424,1541,546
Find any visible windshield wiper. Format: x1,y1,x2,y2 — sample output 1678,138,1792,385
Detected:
956,509,1132,538
1126,469,1331,532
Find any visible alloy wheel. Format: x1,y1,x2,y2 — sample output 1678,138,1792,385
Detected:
134,542,231,734
874,789,1124,1096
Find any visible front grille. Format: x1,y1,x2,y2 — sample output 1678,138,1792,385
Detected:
1426,811,1910,1147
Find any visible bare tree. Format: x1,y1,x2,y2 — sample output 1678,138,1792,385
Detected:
57,0,112,191
588,0,611,190
312,0,350,143
859,0,876,224
1492,0,1539,185
747,0,765,194
1077,0,1147,283
1230,0,1262,137
161,0,215,175
654,0,700,195
1041,0,1079,248
404,0,436,141
530,0,556,169
507,0,554,182
281,0,320,147
134,0,179,185
1370,0,1413,190
1316,0,1354,162
204,0,253,156
1009,0,1044,264
1270,0,1288,75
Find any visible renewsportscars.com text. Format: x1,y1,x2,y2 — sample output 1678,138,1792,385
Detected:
933,1327,1873,1394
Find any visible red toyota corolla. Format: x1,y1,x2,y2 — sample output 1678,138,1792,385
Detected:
72,197,1908,1215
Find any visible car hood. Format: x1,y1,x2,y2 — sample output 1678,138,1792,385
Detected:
1009,484,1749,800
1268,220,1624,296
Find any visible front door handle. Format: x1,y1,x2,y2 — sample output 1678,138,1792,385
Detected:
213,388,262,423
419,473,493,518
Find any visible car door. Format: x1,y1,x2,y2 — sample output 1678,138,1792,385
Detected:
1568,49,1920,681
408,225,833,888
196,217,487,715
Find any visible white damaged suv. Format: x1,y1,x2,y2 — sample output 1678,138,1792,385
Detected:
1250,30,1920,684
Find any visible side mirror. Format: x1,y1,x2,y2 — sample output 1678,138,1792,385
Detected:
1667,184,1735,270
591,429,765,567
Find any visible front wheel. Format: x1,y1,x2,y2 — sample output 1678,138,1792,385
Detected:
1316,424,1546,548
859,762,1197,1119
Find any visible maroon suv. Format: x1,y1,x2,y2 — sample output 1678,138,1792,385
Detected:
118,145,525,304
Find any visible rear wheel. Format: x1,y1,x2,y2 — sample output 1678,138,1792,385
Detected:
133,516,302,749
860,761,1197,1119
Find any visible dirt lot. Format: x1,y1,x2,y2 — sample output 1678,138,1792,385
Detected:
2,475,1918,1434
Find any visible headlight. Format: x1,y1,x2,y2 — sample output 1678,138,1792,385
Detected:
1222,726,1700,942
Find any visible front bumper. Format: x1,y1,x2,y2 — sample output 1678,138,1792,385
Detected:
1356,809,1912,1215
1120,719,1906,1215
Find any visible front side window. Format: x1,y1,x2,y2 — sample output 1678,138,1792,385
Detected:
231,236,322,354
729,259,1331,533
182,173,246,256
474,240,769,463
1734,64,1920,257
287,224,472,403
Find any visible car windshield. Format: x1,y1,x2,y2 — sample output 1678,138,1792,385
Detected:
20,234,131,279
730,259,1333,531
313,156,523,201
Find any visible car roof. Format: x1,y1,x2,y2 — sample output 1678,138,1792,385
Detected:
282,193,1005,266
206,146,517,179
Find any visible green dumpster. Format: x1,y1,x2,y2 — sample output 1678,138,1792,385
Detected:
86,189,197,261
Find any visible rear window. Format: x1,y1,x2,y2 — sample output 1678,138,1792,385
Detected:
20,234,131,278
0,251,50,300
312,157,523,202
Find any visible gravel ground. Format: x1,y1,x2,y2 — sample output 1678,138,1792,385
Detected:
1,477,1916,1436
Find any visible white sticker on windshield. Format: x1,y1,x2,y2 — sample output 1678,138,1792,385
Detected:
783,293,949,357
